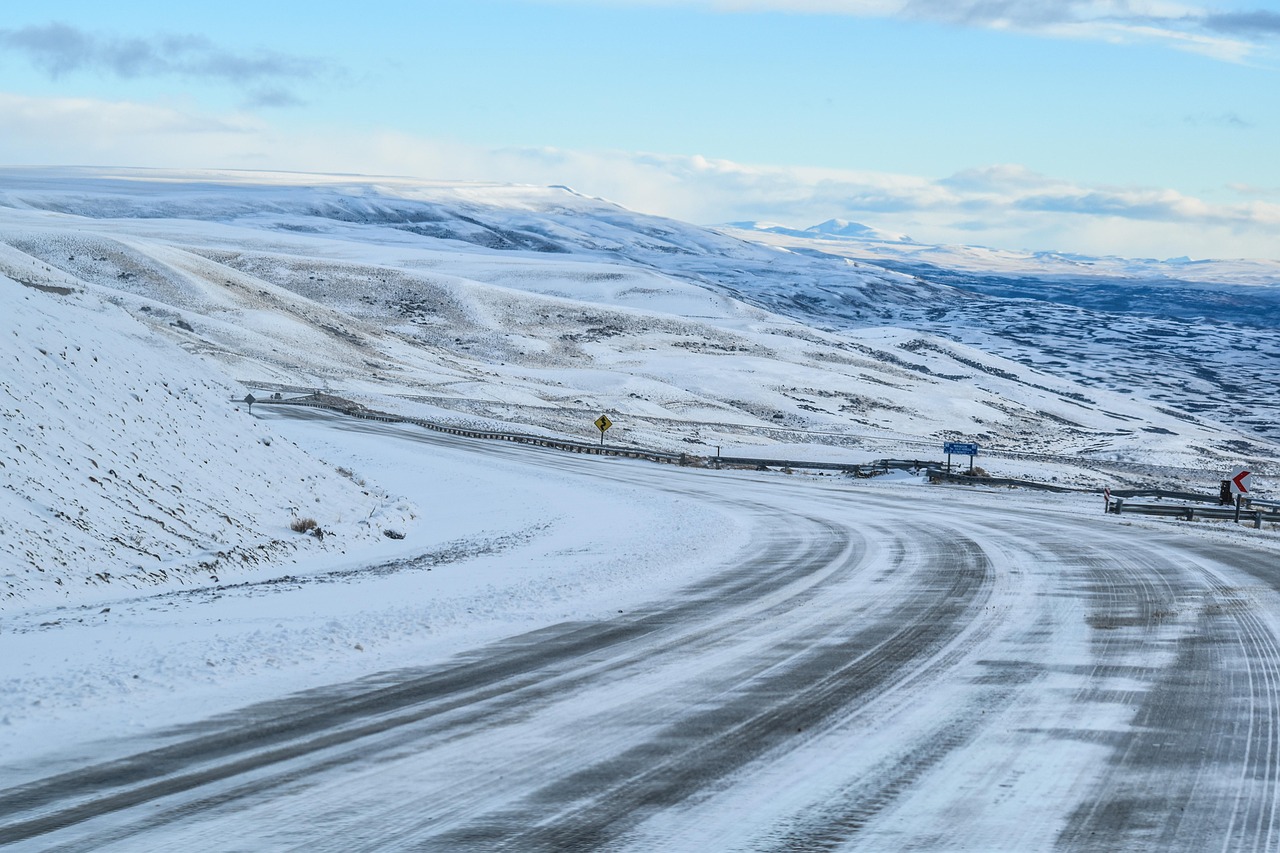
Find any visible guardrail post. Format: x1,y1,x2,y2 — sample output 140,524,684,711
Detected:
1113,498,1124,515
1256,512,1264,530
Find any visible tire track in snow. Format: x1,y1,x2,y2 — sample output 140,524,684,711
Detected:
1053,532,1280,852
420,533,993,851
730,515,1280,852
0,501,853,848
10,413,1280,850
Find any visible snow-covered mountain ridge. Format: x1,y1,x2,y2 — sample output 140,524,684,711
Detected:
721,221,1280,443
729,218,1280,288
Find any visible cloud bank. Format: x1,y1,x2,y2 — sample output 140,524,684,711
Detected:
0,91,1277,259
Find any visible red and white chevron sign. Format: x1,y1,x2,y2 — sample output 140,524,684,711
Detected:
1230,468,1253,495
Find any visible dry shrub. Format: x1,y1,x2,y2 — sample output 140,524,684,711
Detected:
290,517,319,533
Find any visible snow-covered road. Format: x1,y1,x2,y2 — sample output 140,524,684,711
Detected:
4,411,1280,851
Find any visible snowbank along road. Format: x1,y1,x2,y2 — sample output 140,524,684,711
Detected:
3,409,1280,851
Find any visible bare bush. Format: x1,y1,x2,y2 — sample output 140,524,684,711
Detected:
290,517,318,533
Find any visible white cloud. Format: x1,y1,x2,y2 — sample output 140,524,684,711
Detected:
0,92,259,153
538,0,1276,61
1,90,1278,259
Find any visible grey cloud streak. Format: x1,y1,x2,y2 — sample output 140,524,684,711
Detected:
0,23,330,105
1201,10,1280,37
866,1,1280,54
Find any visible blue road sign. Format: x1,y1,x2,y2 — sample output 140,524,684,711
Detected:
944,442,979,456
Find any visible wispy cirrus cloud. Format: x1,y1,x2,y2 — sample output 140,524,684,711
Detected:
906,1,1280,61
1184,110,1254,127
550,0,1280,61
0,23,330,108
0,91,257,138
1229,182,1280,199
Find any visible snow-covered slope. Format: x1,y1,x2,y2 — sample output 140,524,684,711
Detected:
0,272,413,607
723,221,1280,445
1,167,1276,610
730,218,1280,288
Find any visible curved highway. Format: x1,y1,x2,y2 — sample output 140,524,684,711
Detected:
3,412,1280,851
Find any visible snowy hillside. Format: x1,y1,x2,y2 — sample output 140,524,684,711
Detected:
1,167,1277,608
0,273,413,607
730,218,1280,288
724,221,1280,445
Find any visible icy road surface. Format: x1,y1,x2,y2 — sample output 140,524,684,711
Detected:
4,411,1280,851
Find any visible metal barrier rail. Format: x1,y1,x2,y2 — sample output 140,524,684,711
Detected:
246,396,1272,524
927,469,1226,502
254,396,943,475
258,396,690,465
711,456,935,475
1108,497,1280,529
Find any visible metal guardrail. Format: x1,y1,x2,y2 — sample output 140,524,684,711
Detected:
927,469,1233,502
252,395,943,475
926,469,1077,493
246,395,1274,530
711,456,935,476
1108,497,1280,529
261,395,690,465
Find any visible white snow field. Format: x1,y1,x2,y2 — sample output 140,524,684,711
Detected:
2,168,1280,850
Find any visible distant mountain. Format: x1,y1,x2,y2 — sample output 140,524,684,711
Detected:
725,219,1280,292
719,220,1280,329
725,219,914,244
807,218,916,243
719,220,1280,446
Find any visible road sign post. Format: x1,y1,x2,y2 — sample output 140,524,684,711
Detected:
594,414,612,446
943,442,979,474
1229,468,1254,524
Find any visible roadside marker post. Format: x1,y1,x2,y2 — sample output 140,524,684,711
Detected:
1230,467,1253,524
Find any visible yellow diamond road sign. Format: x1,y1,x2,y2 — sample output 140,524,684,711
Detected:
595,414,612,433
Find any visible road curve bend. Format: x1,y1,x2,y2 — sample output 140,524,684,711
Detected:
3,414,1280,851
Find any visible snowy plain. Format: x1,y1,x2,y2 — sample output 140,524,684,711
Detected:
3,168,1280,849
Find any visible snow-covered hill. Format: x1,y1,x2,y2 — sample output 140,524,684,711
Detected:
723,221,1280,444
0,270,414,607
2,167,1277,606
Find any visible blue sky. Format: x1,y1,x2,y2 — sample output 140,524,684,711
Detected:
1,0,1278,259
